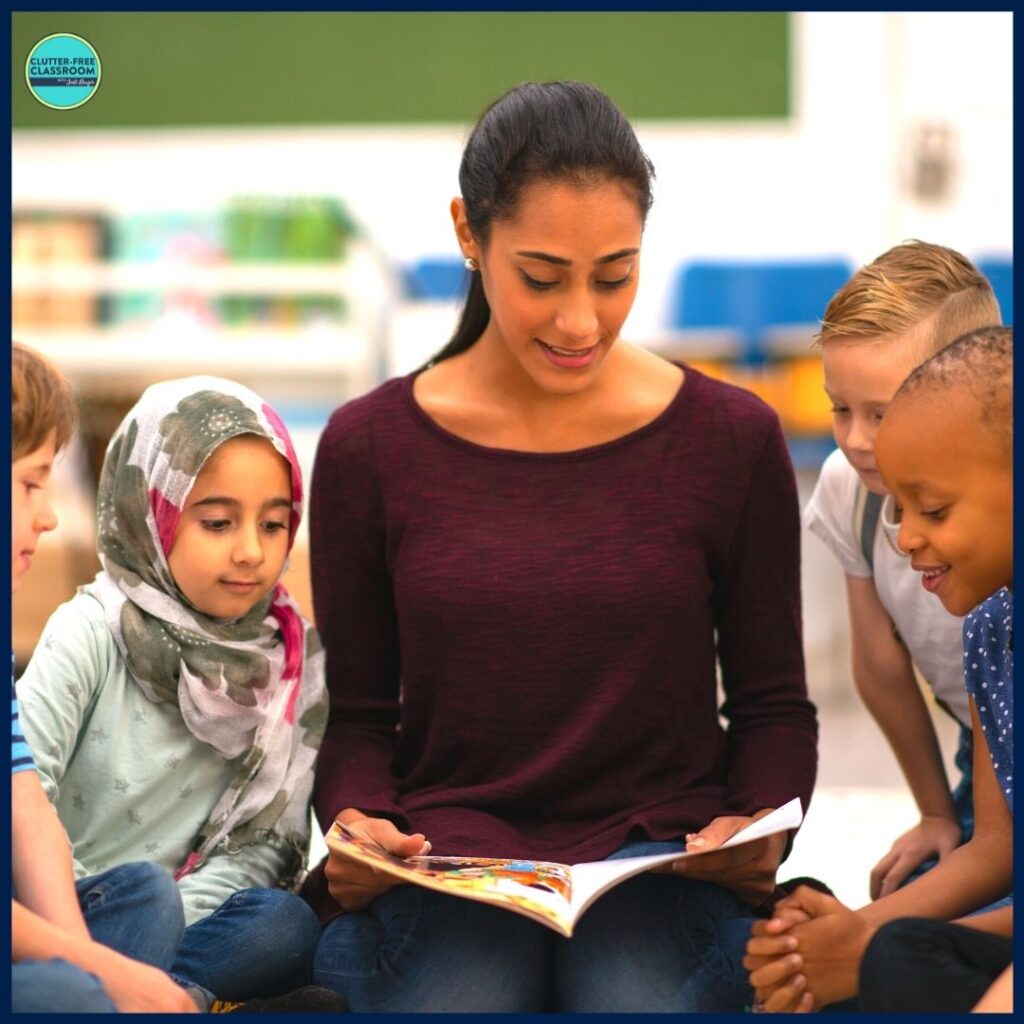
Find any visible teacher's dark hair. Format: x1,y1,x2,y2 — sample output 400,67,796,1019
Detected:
428,81,655,365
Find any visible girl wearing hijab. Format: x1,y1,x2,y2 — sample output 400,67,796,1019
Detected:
16,376,341,1010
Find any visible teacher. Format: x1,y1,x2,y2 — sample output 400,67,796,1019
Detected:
303,80,817,1013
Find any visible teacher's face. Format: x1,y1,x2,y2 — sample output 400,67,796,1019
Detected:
459,178,643,396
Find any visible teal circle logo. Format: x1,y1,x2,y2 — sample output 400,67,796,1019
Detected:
25,33,101,110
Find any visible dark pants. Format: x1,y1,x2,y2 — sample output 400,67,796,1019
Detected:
858,917,1012,1013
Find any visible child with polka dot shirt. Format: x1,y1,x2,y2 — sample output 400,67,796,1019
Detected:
963,592,1012,813
744,326,1012,1014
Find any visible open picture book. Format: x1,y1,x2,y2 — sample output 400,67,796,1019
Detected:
324,797,803,937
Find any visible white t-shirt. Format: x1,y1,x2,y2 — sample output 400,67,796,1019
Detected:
803,448,969,727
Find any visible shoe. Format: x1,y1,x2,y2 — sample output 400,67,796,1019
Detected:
209,986,349,1013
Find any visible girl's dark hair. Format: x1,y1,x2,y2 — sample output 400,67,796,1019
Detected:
428,81,655,365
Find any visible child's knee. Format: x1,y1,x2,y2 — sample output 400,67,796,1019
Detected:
862,917,937,978
111,861,184,922
222,887,322,951
260,888,322,947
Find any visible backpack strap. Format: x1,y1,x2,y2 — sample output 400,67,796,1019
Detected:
853,484,884,572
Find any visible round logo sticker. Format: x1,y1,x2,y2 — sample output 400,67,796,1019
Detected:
25,33,101,110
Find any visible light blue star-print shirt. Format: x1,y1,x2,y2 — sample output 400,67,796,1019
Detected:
963,588,1013,815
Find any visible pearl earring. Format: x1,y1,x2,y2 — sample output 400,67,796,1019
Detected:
464,257,479,272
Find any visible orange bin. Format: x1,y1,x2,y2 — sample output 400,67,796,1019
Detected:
777,357,833,435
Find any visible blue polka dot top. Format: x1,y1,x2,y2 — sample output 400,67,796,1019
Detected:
963,588,1013,815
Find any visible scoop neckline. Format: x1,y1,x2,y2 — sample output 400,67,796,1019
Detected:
402,362,694,461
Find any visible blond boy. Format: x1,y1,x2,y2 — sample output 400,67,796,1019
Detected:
802,241,1001,896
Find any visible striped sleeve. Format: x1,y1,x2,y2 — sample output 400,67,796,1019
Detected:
12,671,35,775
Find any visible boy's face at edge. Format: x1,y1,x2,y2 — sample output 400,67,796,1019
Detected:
875,392,1012,617
821,333,925,495
11,431,59,595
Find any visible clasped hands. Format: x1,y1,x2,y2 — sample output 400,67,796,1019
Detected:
743,886,876,1012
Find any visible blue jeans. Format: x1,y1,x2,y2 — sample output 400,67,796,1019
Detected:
12,861,185,1013
76,861,186,967
12,959,119,1013
172,887,323,1002
73,861,321,1005
313,838,756,1012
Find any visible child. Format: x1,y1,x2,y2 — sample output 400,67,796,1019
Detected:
803,241,1001,896
744,326,1013,1013
12,341,198,1012
16,374,347,1011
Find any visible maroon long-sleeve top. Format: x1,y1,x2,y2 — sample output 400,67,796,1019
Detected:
303,365,817,921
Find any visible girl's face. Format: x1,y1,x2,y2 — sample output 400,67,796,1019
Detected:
456,178,643,395
822,335,924,495
11,430,58,594
167,435,292,620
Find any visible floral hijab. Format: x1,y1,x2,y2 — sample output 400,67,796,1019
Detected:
84,376,327,885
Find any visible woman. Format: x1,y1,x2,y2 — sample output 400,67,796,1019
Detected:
303,80,817,1012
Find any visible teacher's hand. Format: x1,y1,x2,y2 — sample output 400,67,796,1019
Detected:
654,810,788,907
325,808,431,912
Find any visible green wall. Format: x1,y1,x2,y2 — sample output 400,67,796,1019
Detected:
13,12,789,128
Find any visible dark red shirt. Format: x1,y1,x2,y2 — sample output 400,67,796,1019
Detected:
304,365,816,919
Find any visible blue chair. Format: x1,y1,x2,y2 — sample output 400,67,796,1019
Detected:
669,258,853,362
403,256,468,301
977,256,1013,325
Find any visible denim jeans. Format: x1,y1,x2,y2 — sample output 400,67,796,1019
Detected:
172,886,323,1002
12,861,185,1013
71,861,320,1006
76,861,187,968
12,959,119,1013
313,837,756,1012
14,860,320,1009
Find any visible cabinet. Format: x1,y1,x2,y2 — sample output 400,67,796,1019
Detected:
12,238,389,401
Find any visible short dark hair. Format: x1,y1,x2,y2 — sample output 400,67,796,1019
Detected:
893,325,1012,454
12,341,78,459
430,81,655,365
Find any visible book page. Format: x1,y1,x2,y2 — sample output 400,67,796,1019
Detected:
325,822,577,933
325,798,802,936
568,797,804,923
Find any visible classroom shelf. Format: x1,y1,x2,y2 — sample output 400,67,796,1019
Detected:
12,261,359,295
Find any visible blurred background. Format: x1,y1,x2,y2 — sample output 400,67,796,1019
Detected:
11,12,1012,904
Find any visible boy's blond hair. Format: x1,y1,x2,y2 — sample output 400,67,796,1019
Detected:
12,341,78,459
816,240,1001,358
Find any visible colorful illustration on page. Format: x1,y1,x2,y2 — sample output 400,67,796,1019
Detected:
331,822,573,901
